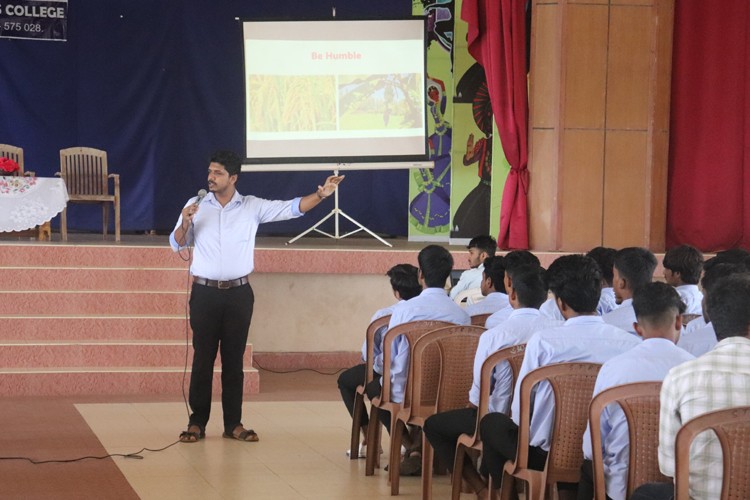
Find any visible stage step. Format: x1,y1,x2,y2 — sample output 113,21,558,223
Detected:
0,367,259,397
0,243,259,397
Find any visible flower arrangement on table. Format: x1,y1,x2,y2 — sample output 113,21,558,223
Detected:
0,157,20,175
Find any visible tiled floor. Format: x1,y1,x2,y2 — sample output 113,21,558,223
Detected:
76,399,456,499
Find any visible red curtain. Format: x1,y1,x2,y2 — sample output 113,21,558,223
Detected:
667,1,750,250
462,0,529,249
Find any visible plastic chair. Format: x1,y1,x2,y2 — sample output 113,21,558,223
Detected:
499,362,602,500
0,144,34,176
674,405,750,500
451,343,527,500
365,319,455,476
454,287,484,305
385,325,483,496
349,314,391,461
58,147,121,241
589,382,669,500
470,313,492,327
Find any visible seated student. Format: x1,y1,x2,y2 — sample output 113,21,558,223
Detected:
423,264,560,495
632,274,750,500
484,250,541,328
677,261,748,357
662,244,704,315
602,247,657,334
577,282,694,500
450,235,498,300
587,246,618,315
365,245,470,431
464,256,510,319
337,264,421,458
476,255,641,492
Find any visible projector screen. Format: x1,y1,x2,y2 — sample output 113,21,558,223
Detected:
242,19,428,164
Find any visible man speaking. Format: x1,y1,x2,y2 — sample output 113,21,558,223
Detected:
170,150,343,443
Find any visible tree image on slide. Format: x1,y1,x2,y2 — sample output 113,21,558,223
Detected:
337,73,422,131
248,75,337,132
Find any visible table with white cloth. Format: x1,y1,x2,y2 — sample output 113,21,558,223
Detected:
0,176,69,240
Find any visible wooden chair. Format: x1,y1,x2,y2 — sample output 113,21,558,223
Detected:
57,147,121,241
386,325,483,496
470,313,492,327
365,320,455,476
589,382,670,500
675,405,750,500
349,314,392,461
0,144,34,176
451,343,527,500
499,362,602,500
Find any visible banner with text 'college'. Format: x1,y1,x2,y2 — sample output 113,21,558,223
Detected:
0,0,67,41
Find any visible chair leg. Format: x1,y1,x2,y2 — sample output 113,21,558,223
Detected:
390,418,406,494
114,198,120,242
60,207,68,241
102,203,109,237
350,392,365,461
499,471,515,500
451,445,466,500
421,435,434,500
366,406,381,476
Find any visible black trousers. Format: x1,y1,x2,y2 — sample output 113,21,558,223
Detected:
577,459,612,500
188,282,254,434
337,363,381,428
424,407,477,472
365,378,391,433
629,483,674,500
479,412,548,487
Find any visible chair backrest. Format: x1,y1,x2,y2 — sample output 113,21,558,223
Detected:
59,147,109,196
515,362,602,484
406,325,484,416
454,287,484,305
363,315,392,386
0,144,24,176
379,320,454,404
589,382,669,500
675,405,750,500
477,343,527,420
470,313,491,327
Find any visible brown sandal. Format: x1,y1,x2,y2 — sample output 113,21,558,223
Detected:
222,426,259,442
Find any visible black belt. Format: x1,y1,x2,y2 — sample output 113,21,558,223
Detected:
193,276,249,289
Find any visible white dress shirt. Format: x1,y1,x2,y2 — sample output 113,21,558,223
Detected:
467,308,562,413
465,291,510,318
659,337,750,500
684,314,707,334
485,304,514,329
510,316,641,451
602,299,637,334
383,288,471,403
677,322,717,357
582,339,695,500
362,303,399,372
539,297,564,321
450,265,484,299
170,191,303,279
675,284,703,315
597,287,617,316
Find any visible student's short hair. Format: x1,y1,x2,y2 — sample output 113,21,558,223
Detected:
210,150,242,177
507,264,547,309
546,255,601,313
586,247,616,286
503,250,540,273
701,262,749,296
632,282,686,328
483,256,506,293
387,264,421,300
663,244,704,284
706,274,750,341
703,248,750,274
467,235,497,257
613,247,657,292
418,245,454,288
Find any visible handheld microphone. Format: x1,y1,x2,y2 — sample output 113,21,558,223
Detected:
195,189,207,205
